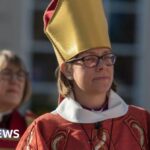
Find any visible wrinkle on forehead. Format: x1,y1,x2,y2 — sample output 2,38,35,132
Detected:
78,48,112,57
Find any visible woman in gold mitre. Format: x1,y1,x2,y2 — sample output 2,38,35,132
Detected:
17,0,150,149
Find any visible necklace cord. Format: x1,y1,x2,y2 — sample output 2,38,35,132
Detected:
80,120,114,150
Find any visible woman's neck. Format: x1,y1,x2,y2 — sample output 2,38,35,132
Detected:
73,90,108,110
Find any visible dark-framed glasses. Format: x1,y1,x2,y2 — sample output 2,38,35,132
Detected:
67,53,117,68
0,69,28,81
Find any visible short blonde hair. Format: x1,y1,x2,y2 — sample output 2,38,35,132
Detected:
0,49,32,103
55,65,117,98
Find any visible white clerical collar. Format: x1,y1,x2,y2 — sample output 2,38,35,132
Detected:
52,90,128,123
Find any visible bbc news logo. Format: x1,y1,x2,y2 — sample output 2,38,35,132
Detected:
0,129,20,138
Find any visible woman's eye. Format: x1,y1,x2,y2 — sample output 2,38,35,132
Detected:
85,57,97,62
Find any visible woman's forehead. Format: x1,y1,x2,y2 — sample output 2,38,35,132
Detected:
78,48,111,56
0,61,23,71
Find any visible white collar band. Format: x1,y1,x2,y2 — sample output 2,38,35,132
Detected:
54,90,128,123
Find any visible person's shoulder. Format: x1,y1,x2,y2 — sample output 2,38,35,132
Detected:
128,105,149,114
127,105,150,123
32,112,68,128
16,113,64,148
24,112,70,141
35,112,62,121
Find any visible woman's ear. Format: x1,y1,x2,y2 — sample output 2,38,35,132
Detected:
60,63,73,80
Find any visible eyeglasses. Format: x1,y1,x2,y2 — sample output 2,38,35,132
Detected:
0,69,28,81
66,53,117,68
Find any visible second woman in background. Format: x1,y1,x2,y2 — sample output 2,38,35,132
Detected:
0,50,35,149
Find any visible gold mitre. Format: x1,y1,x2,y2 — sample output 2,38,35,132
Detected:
44,0,111,65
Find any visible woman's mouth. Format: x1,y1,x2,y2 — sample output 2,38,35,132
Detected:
7,88,19,94
93,76,110,81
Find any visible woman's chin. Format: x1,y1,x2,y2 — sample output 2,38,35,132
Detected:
3,97,21,107
90,85,111,94
0,102,19,111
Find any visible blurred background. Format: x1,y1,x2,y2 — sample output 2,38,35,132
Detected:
0,0,150,116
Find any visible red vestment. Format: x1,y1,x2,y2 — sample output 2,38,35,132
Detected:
0,110,35,149
16,106,150,150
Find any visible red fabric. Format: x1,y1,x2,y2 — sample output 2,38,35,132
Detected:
0,110,27,149
43,0,58,29
16,106,150,150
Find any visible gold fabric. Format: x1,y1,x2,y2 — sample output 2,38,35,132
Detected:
45,0,111,65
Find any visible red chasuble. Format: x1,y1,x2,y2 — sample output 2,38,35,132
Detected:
16,106,150,150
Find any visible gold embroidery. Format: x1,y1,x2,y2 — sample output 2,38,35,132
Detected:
132,123,146,150
51,135,65,150
25,131,34,150
51,130,68,150
94,131,107,150
125,115,147,150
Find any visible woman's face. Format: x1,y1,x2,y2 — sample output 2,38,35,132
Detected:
0,62,26,111
70,48,114,96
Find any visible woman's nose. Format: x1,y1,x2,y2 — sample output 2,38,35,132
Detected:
95,59,105,70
